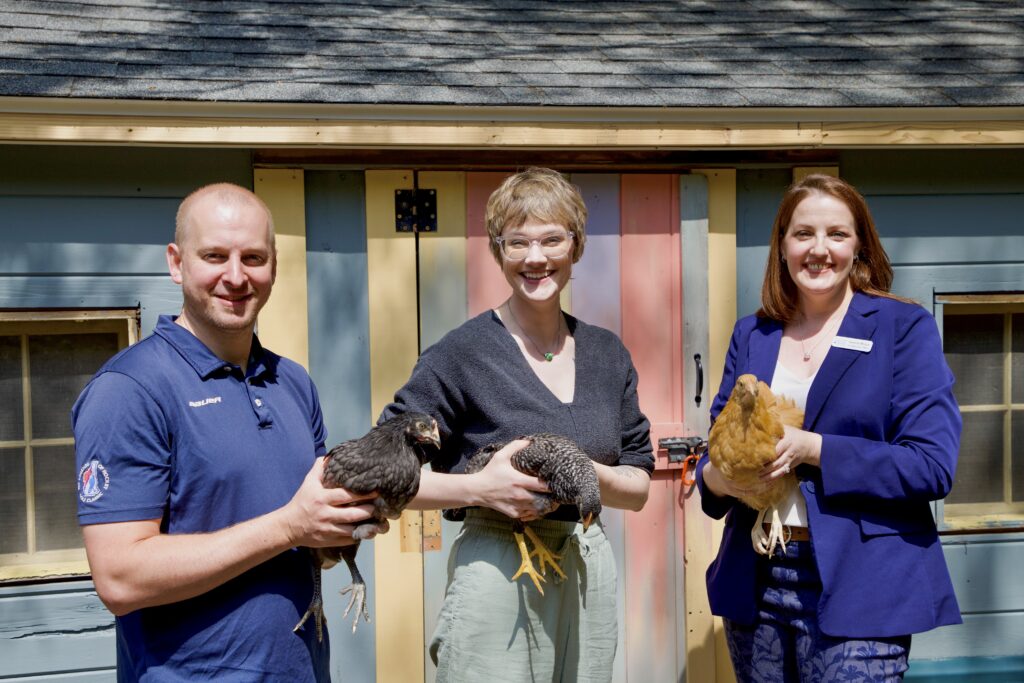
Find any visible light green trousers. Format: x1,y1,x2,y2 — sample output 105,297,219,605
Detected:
430,508,618,683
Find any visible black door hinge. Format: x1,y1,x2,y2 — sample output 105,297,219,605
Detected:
395,189,438,233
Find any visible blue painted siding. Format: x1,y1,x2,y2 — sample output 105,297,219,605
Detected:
0,581,114,680
733,151,1024,671
736,168,791,317
906,655,1024,682
0,145,253,681
303,170,376,683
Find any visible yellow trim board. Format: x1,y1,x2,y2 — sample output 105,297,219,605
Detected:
254,169,309,368
366,170,425,683
691,169,737,683
4,112,1024,148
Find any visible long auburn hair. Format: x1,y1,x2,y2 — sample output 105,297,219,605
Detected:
760,174,902,322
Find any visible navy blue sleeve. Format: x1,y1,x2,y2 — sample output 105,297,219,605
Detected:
696,320,744,520
308,378,327,458
73,372,171,525
819,306,961,501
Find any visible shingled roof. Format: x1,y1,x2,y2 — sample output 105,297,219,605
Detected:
1,0,1022,107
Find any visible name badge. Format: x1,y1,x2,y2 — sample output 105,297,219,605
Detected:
832,336,873,353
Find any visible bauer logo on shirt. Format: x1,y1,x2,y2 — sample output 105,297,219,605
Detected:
78,459,110,503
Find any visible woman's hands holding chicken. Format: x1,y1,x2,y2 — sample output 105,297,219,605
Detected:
762,425,822,481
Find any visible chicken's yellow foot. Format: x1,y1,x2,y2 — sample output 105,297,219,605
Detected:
511,531,547,594
524,526,567,580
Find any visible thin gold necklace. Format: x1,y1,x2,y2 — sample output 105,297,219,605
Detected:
799,308,844,361
506,302,562,362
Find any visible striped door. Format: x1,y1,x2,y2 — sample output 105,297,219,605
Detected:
347,170,708,683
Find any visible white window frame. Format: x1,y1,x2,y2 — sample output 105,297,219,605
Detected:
934,293,1024,533
0,309,139,582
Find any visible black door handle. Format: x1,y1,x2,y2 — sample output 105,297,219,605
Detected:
694,353,704,406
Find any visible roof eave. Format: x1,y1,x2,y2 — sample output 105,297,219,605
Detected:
3,96,1024,124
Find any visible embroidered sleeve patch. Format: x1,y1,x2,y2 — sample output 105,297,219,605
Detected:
78,459,110,503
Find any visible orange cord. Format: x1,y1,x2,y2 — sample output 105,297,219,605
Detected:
681,450,703,487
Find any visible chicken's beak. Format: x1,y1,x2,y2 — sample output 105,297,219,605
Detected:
581,512,594,531
424,424,441,449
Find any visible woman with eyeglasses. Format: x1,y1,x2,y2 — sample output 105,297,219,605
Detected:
380,167,654,682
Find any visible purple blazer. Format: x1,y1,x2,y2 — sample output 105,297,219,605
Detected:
696,292,962,638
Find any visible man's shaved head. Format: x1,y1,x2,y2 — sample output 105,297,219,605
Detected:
175,183,275,248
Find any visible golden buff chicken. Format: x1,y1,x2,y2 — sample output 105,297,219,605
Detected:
709,374,804,556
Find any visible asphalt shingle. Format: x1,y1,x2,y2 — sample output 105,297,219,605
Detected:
0,0,1021,107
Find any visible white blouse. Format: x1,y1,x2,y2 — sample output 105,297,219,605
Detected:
769,362,816,527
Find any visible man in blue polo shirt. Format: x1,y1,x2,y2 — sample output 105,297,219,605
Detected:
73,183,378,681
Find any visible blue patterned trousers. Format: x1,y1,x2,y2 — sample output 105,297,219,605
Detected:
724,539,910,682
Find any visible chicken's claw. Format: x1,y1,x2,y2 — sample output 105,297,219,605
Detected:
340,580,371,633
511,531,547,594
524,526,566,580
751,506,788,557
294,567,326,642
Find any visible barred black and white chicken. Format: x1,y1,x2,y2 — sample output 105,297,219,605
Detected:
465,433,601,594
294,412,440,638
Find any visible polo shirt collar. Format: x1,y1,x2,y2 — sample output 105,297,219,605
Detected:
154,315,273,380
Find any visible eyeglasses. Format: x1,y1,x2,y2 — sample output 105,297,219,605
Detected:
494,231,573,261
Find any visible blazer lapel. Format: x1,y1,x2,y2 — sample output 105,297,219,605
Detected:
748,317,783,384
804,292,879,430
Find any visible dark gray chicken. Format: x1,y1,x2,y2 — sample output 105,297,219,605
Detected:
294,412,440,639
465,433,602,594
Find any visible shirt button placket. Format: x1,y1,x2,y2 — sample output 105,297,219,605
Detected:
247,380,271,427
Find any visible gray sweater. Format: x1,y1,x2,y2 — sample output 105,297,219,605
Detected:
380,310,653,521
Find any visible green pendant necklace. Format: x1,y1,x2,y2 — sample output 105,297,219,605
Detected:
506,303,561,362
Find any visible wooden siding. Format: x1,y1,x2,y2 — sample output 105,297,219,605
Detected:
569,173,627,683
303,170,376,682
465,172,512,318
364,170,425,683
0,145,252,680
619,174,687,682
8,111,1024,149
255,168,309,369
732,150,1024,669
417,171,468,682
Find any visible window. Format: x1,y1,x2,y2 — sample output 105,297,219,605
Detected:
938,294,1024,530
0,310,138,581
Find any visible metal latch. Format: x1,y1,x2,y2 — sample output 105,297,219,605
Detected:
659,436,706,463
659,436,707,487
395,189,437,232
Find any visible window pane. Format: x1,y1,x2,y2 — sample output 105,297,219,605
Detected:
29,333,119,440
0,336,23,442
948,410,1004,504
0,448,27,554
34,445,81,552
1013,314,1024,404
1014,411,1024,502
944,313,1004,406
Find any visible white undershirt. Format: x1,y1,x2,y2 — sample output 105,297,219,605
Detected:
769,362,815,527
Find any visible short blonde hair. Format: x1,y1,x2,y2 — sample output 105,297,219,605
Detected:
485,167,587,262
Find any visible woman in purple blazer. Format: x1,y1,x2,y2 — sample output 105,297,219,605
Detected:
696,175,962,681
